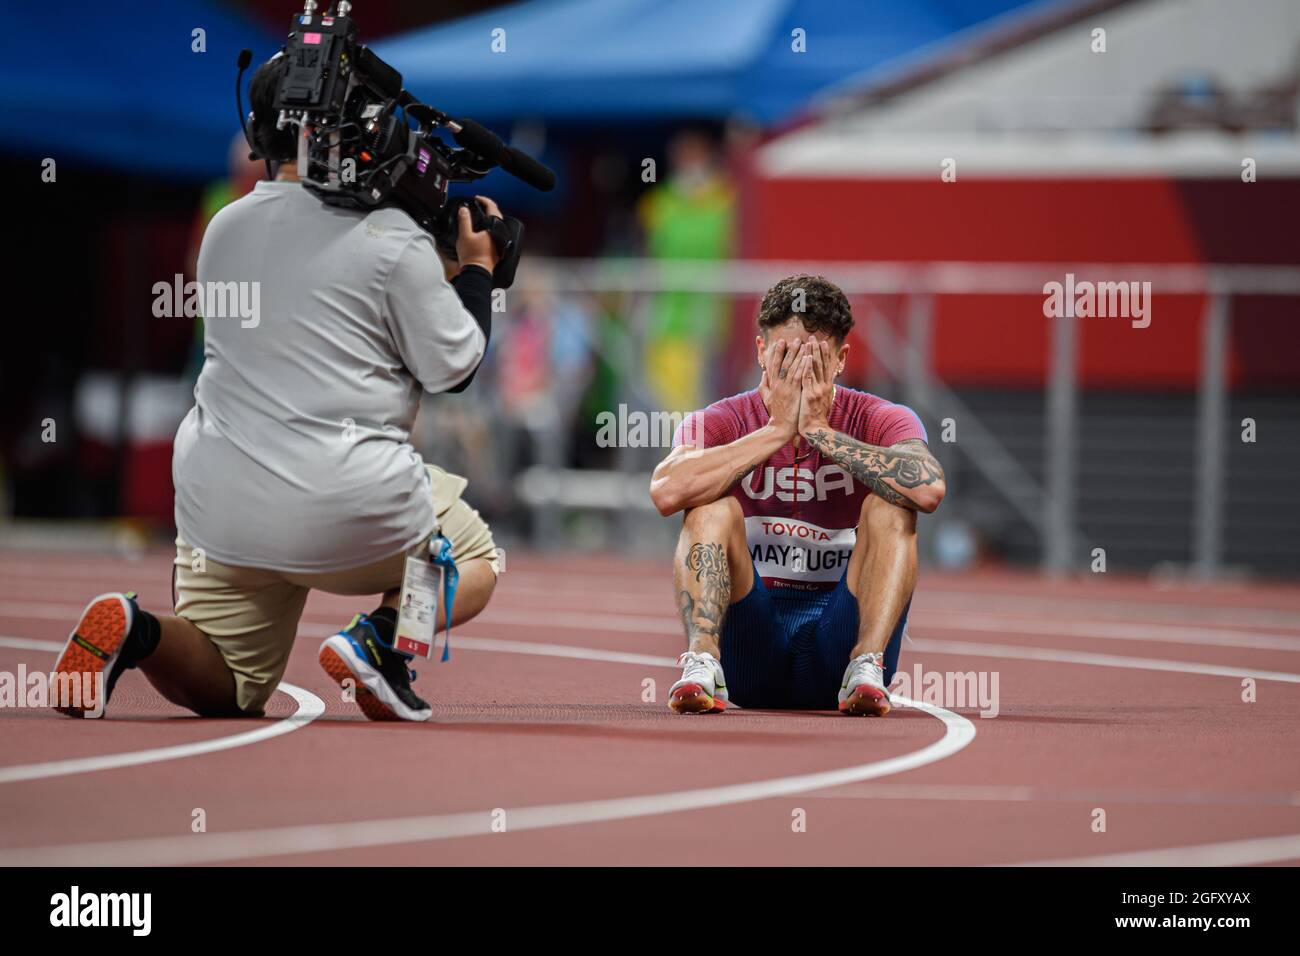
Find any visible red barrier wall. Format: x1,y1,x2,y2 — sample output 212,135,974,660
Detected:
742,175,1300,389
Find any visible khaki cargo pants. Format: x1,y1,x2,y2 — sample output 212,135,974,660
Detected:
172,465,498,713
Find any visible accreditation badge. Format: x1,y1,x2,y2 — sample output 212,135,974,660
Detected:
394,554,445,660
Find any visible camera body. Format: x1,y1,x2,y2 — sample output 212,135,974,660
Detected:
262,2,537,286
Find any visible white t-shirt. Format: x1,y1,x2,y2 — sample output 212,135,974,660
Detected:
173,180,484,573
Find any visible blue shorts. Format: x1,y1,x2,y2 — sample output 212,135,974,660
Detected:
718,566,909,710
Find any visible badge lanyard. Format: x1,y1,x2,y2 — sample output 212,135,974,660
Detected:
427,533,458,661
394,532,459,661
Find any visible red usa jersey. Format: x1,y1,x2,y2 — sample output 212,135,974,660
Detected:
673,387,926,592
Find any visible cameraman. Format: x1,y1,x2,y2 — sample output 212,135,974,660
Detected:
50,56,504,722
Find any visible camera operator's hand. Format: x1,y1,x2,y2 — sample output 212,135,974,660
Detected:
456,195,503,275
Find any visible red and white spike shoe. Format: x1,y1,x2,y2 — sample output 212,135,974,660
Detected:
838,652,891,717
668,651,728,714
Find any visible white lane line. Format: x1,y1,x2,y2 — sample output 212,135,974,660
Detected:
807,782,1300,806
0,599,684,638
914,591,1300,631
0,635,69,653
911,638,1300,684
788,638,1300,868
8,563,1300,629
447,635,675,669
10,595,1300,647
303,630,759,703
0,693,975,866
496,580,1300,630
480,605,1300,651
385,624,1300,677
10,599,1300,655
0,602,83,621
348,606,1300,655
1012,833,1300,867
918,610,1300,652
3,606,1296,866
0,638,325,785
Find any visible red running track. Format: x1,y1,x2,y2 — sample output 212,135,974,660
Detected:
0,549,1297,866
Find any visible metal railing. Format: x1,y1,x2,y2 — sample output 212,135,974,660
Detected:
476,257,1300,573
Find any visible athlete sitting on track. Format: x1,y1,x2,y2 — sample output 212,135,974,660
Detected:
47,57,502,723
650,275,946,716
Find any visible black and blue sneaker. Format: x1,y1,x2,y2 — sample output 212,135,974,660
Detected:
318,611,432,722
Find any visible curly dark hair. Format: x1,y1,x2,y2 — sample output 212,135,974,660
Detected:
756,274,853,341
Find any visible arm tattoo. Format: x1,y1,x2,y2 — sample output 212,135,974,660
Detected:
677,542,730,644
805,431,944,509
726,462,758,490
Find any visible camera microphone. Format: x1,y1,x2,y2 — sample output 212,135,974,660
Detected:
500,146,557,193
450,118,556,192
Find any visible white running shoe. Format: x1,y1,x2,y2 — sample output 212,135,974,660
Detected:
668,650,729,714
838,652,891,716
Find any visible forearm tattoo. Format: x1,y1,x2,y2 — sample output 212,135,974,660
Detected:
677,542,730,645
727,462,758,490
805,432,945,509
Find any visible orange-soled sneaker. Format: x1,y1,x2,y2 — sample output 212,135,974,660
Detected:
319,614,432,722
838,652,891,717
51,592,138,718
668,650,728,714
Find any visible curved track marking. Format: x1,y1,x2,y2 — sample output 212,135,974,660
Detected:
4,614,1299,865
0,637,325,785
0,693,975,865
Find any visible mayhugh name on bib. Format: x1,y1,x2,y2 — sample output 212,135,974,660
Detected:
745,516,856,584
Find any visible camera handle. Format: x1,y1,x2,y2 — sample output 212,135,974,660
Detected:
433,197,525,290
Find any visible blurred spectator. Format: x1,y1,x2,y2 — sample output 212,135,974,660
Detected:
499,265,594,424
637,129,735,413
414,263,595,530
496,266,596,488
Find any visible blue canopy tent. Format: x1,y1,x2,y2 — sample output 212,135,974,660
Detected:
0,0,1051,180
374,0,1046,125
1,2,281,180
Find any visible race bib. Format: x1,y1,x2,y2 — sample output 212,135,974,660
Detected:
745,515,855,585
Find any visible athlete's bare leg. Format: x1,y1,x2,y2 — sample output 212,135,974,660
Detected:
844,493,918,658
673,496,754,658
